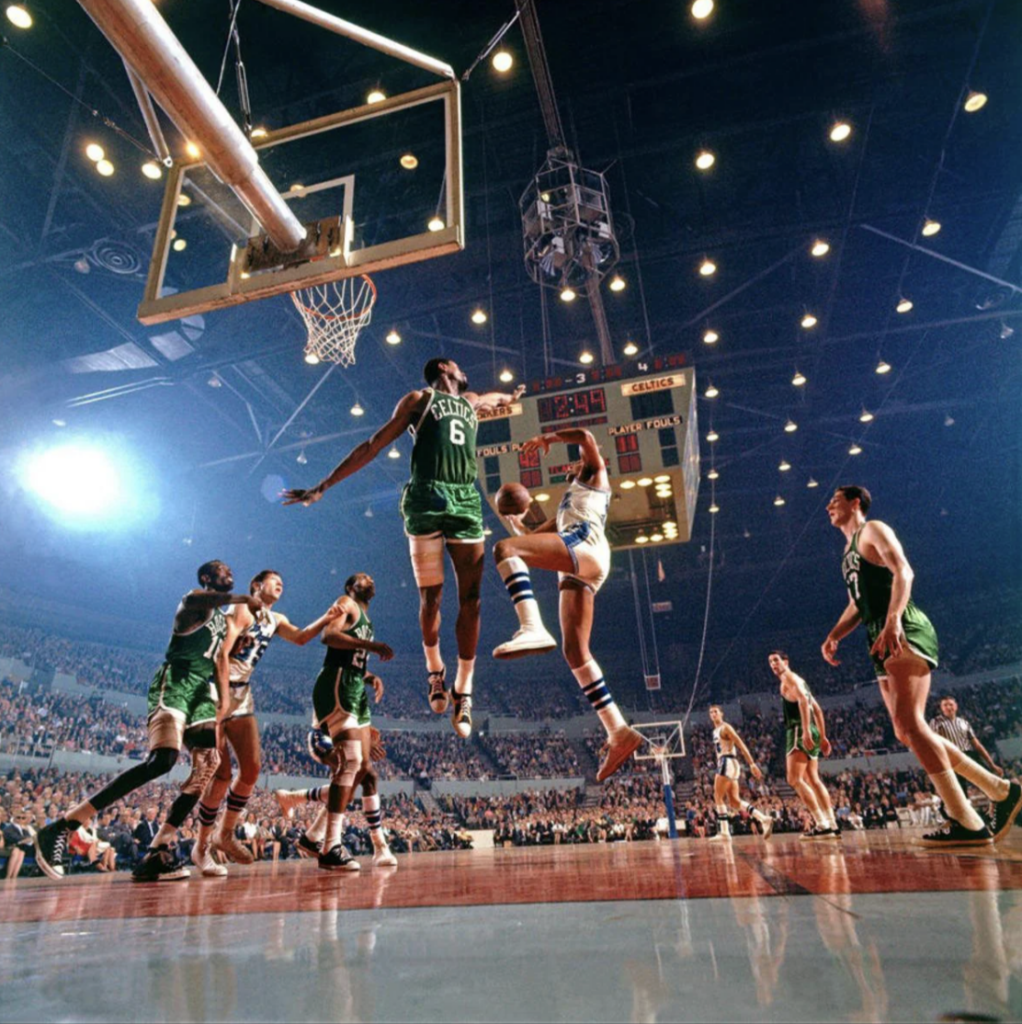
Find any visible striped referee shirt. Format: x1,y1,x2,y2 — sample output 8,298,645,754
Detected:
929,714,975,752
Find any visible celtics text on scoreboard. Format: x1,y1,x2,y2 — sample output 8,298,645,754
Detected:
476,353,699,549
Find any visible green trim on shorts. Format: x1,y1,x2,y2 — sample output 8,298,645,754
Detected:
147,662,218,727
866,605,939,679
786,723,821,760
401,481,484,541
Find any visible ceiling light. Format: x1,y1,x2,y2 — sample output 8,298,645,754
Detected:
650,533,664,543
779,459,791,472
207,374,221,388
471,309,488,324
351,402,365,416
387,447,401,459
849,443,863,455
304,351,320,365
704,383,719,398
52,419,67,428
829,121,852,142
6,5,32,28
85,143,105,163
96,159,115,177
792,370,806,386
141,161,162,180
691,0,714,19
699,258,717,277
185,141,201,159
896,297,913,314
1000,321,1015,340
535,492,550,502
386,330,401,345
810,239,830,257
177,193,192,207
964,91,988,113
290,183,307,197
703,329,719,344
944,414,955,427
250,126,269,139
366,89,386,104
801,312,818,329
620,480,636,490
774,495,786,507
400,153,419,170
73,257,90,274
706,430,719,443
579,350,594,365
608,274,626,292
875,359,891,375
921,219,941,237
623,341,639,356
695,150,715,170
784,419,798,433
654,475,671,483
296,449,308,465
709,503,720,514
807,478,819,488
637,477,653,487
483,527,493,537
172,238,187,252
636,534,649,544
706,468,719,480
560,286,577,301
427,216,445,232
499,369,514,383
859,408,874,423
492,49,513,73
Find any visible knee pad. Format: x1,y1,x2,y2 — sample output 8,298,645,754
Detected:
409,534,445,588
180,746,221,796
146,747,179,778
331,740,363,788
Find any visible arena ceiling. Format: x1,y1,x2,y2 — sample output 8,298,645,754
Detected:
1,0,1019,654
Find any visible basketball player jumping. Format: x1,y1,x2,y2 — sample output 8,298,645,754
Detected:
283,358,523,738
823,485,1022,846
490,427,643,781
191,570,346,877
305,572,395,870
767,651,840,839
707,705,774,840
35,561,261,882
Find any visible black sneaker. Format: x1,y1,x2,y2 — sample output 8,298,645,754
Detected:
132,844,191,883
296,833,321,858
34,819,72,881
991,781,1022,842
427,668,449,714
451,692,472,738
318,845,361,872
921,819,993,848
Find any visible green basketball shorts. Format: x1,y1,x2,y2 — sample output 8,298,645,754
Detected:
786,722,822,760
866,603,939,681
400,481,484,543
147,662,218,730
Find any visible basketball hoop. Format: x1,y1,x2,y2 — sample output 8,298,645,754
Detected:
290,275,377,366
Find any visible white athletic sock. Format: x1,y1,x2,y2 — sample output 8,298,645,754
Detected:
325,811,344,851
151,823,177,848
740,799,769,825
929,770,986,831
307,807,329,844
716,807,731,837
497,556,545,632
943,743,1011,802
454,658,475,697
423,643,443,674
798,787,824,828
363,794,386,847
571,660,626,735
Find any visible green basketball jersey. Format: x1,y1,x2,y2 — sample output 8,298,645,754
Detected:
321,606,373,679
163,603,228,670
841,527,897,624
408,389,478,486
313,606,374,723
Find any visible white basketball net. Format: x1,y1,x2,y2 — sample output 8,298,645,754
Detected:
290,275,377,366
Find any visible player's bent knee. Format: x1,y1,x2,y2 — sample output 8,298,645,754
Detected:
181,746,221,796
361,766,379,793
409,535,445,589
332,740,363,788
239,761,261,786
147,747,179,778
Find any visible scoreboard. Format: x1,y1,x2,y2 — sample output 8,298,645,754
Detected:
476,352,699,549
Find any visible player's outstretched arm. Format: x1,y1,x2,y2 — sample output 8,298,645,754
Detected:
725,724,763,780
502,512,558,537
275,601,346,646
282,391,423,506
467,383,525,413
176,590,260,636
321,602,395,662
822,599,862,665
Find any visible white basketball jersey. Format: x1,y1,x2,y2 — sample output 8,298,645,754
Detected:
227,608,279,684
556,479,611,543
713,726,735,759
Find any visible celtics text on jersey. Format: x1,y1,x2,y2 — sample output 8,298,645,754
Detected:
408,389,478,486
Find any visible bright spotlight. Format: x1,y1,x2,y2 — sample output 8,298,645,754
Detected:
22,444,132,523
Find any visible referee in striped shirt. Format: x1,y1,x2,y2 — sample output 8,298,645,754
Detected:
930,695,1004,781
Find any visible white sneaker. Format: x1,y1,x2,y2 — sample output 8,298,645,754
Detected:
372,845,398,868
757,816,774,840
192,843,228,877
274,789,304,821
493,627,558,661
708,832,732,842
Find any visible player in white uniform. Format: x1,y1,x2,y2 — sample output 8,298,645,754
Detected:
192,570,343,876
491,427,642,781
708,705,773,840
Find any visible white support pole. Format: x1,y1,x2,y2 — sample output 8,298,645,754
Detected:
252,0,455,80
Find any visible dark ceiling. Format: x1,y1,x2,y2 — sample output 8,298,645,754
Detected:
0,0,1019,676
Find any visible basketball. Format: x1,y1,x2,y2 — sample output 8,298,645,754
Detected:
496,482,531,516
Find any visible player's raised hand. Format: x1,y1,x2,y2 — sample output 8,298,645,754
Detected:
503,512,528,537
324,600,346,621
521,435,551,457
510,384,526,402
281,484,324,507
371,641,395,662
821,635,841,666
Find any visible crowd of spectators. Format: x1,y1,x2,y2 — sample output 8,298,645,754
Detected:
477,729,582,778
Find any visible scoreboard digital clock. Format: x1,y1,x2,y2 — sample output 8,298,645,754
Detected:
476,353,699,549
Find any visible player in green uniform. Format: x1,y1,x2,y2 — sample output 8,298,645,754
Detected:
768,652,839,839
34,560,262,881
309,572,395,870
283,357,523,738
823,485,1021,846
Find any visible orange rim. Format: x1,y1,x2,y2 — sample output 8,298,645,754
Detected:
294,274,377,321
